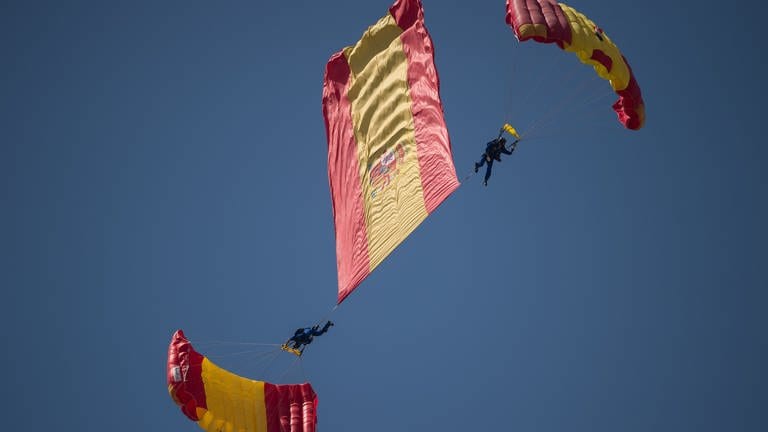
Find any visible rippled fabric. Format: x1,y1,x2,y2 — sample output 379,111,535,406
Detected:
323,0,459,304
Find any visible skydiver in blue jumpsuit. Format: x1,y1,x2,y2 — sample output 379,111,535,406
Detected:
286,321,334,351
474,136,518,186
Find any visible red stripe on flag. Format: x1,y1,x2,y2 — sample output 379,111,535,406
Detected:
389,0,419,30
394,0,459,213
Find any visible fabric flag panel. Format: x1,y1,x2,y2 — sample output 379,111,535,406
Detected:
323,0,459,304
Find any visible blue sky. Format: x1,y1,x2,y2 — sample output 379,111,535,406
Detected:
2,1,766,431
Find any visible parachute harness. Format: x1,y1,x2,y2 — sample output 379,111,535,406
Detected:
281,305,339,357
462,124,522,183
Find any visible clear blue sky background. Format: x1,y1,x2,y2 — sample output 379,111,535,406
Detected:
2,1,766,431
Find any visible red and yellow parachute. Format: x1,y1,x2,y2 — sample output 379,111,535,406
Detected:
506,0,645,130
323,0,459,303
167,330,318,432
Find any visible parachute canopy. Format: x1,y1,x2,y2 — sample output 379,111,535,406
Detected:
323,0,459,303
167,330,318,432
505,0,645,130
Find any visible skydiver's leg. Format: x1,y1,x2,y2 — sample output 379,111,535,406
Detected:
483,160,494,186
291,335,307,348
320,321,332,334
291,339,302,349
475,155,486,172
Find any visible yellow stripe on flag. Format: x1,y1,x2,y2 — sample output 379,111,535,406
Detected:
343,13,429,273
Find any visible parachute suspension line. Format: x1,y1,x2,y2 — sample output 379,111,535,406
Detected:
251,348,283,371
503,49,571,135
501,47,522,129
521,74,601,139
258,348,289,377
193,340,282,348
206,349,284,360
579,83,615,108
187,336,285,374
184,347,284,380
461,165,479,182
313,304,339,329
522,66,596,135
528,87,614,140
277,351,304,383
297,353,308,382
522,77,611,141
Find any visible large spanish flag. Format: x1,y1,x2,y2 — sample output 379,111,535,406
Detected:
323,0,459,304
167,330,318,432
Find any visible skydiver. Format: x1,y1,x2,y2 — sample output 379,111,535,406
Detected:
474,136,518,186
286,321,334,351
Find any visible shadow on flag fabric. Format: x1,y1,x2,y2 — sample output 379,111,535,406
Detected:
322,0,459,304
